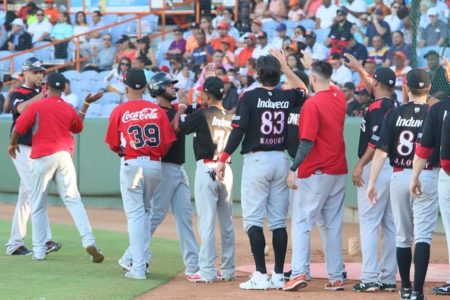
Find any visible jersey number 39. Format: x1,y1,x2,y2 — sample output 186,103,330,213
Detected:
128,124,161,148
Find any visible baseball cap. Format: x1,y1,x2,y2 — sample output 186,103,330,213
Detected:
47,72,66,91
304,30,316,38
216,5,225,11
276,23,287,31
256,31,268,39
11,18,25,27
373,67,396,88
217,22,228,30
336,8,347,15
125,68,147,90
23,57,45,72
424,49,439,58
203,76,224,100
288,41,298,51
221,38,231,45
343,82,355,91
406,69,431,89
252,19,263,27
427,7,439,17
159,65,170,73
221,75,230,84
393,51,406,60
116,34,130,44
190,23,200,30
243,33,257,41
289,0,299,6
44,0,54,3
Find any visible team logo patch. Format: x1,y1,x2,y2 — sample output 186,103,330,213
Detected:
415,107,420,113
389,80,394,85
419,82,424,87
32,61,43,68
56,82,60,86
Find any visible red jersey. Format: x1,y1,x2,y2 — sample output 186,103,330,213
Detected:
236,47,255,67
14,96,82,159
298,86,348,178
105,100,177,160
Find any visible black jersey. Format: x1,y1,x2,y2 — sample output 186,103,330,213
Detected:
230,87,306,154
160,105,185,164
377,102,429,169
441,114,450,164
10,85,41,146
178,106,234,161
357,97,396,158
419,97,450,167
286,105,301,159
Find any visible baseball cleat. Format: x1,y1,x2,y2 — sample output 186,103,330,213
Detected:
125,271,146,280
432,283,450,295
324,279,344,291
11,246,33,256
45,241,62,254
283,274,308,291
379,282,397,292
32,255,46,261
283,270,312,281
216,270,235,281
86,245,104,263
352,281,380,292
239,271,271,290
270,273,285,290
118,258,132,272
399,287,412,300
186,272,214,283
410,291,426,300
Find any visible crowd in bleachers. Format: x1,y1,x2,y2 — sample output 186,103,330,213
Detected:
0,0,450,117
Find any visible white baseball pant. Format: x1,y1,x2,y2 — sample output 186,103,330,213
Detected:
31,151,96,259
6,145,53,255
438,169,450,283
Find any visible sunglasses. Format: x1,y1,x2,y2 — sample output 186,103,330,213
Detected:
37,14,44,16
120,63,130,66
103,38,112,41
392,5,400,8
32,70,45,74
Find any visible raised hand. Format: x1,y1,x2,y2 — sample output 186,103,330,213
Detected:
300,49,313,70
343,53,362,71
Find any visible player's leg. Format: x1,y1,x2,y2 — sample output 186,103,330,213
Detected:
411,169,439,298
216,163,235,280
170,165,199,276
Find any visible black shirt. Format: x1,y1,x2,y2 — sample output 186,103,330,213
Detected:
11,85,40,146
222,87,239,111
179,106,234,161
329,20,353,41
227,87,306,154
357,97,396,158
377,102,429,168
160,104,186,164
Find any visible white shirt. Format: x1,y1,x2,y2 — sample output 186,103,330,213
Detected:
390,65,412,104
252,43,271,59
272,36,284,50
28,21,52,44
331,64,353,86
73,25,89,43
62,92,79,108
384,14,402,32
305,42,329,60
316,4,339,29
345,0,368,26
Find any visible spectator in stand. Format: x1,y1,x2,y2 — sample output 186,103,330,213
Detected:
384,31,411,67
355,58,376,90
329,52,353,87
104,56,131,95
191,30,214,75
234,6,252,36
237,33,256,67
251,0,267,20
73,11,89,44
263,0,287,22
347,88,370,116
0,24,7,51
222,75,239,111
425,50,450,100
237,72,256,95
287,54,303,72
185,23,200,56
211,22,236,52
25,3,39,26
420,7,448,48
200,16,217,42
292,26,306,43
221,40,235,66
83,33,115,72
87,11,105,46
342,81,356,106
164,28,186,60
288,0,305,22
212,5,225,29
342,35,368,63
43,0,59,25
135,36,157,70
304,30,329,60
328,8,353,42
399,11,412,44
368,35,388,67
227,68,240,89
132,56,153,81
250,19,263,35
62,79,79,108
343,0,368,26
390,51,411,104
223,8,240,40
17,0,34,23
369,0,390,18
246,58,257,77
169,55,183,76
252,31,270,59
384,2,402,32
7,18,32,52
212,50,231,71
354,13,370,43
51,12,73,59
3,78,21,113
366,10,392,47
176,65,195,90
429,0,449,22
27,8,52,45
273,23,288,50
316,0,339,29
115,35,136,63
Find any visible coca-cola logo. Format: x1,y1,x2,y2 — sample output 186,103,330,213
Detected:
122,108,159,123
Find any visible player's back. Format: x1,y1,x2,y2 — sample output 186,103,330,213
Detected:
204,106,234,160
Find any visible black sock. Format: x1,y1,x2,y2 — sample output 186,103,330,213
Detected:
247,226,267,274
272,228,287,274
397,247,412,289
414,242,430,294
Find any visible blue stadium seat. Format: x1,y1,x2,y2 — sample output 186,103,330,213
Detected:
314,28,330,44
62,70,81,82
262,20,279,40
156,39,172,66
0,50,12,76
33,42,54,61
299,18,315,30
102,14,119,26
140,14,159,34
97,92,120,105
13,53,33,72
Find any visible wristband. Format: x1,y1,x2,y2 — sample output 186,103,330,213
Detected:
83,101,90,106
219,152,231,163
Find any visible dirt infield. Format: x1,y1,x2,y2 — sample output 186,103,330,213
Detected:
0,203,448,300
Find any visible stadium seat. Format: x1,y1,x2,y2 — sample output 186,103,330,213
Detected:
85,103,102,118
0,50,12,76
119,14,137,32
33,42,54,62
284,20,298,31
100,103,118,117
140,14,159,33
262,20,279,40
156,40,172,66
102,14,119,26
314,28,330,44
63,70,81,82
13,52,33,72
98,92,120,105
299,18,315,30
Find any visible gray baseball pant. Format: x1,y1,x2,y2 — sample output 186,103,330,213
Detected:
438,169,450,283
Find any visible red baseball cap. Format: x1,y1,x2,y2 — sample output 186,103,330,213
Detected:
217,22,228,30
159,65,170,73
243,33,257,41
393,51,406,60
252,19,263,27
216,5,225,11
221,75,230,83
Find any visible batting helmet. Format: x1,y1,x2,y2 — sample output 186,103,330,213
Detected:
147,72,178,98
22,57,45,72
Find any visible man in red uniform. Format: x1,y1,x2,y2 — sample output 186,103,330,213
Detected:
105,69,177,279
8,73,104,263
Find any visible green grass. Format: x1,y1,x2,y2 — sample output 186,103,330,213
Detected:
0,220,184,300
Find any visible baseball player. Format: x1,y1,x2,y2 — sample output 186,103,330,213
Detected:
177,76,235,283
5,57,61,256
284,60,348,292
368,69,437,300
106,69,177,279
344,53,398,293
215,49,308,290
118,72,200,278
410,57,450,296
8,72,104,263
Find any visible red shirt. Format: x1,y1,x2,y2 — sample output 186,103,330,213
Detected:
298,86,348,178
14,96,82,159
211,35,236,52
237,47,255,67
105,100,177,159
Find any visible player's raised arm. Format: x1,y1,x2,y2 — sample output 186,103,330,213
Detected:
78,91,103,121
269,49,309,94
344,53,373,93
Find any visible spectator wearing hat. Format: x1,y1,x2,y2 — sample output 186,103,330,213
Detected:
263,0,287,22
366,9,392,47
252,31,270,59
425,50,450,100
220,39,235,66
250,19,263,35
185,23,200,56
273,23,288,50
43,0,59,25
327,8,353,45
368,35,388,67
428,0,449,22
420,7,448,48
384,2,402,32
115,34,137,63
251,0,268,20
222,75,239,111
315,0,339,29
384,31,411,67
342,35,368,63
212,5,226,29
347,88,370,116
83,33,115,72
7,18,32,51
211,22,236,52
164,28,186,60
191,30,214,75
342,81,356,105
237,33,256,67
342,0,368,26
288,0,305,22
390,51,412,104
329,53,353,87
304,30,329,60
27,8,52,44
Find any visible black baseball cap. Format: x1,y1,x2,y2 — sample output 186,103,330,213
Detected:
116,34,130,44
125,68,147,90
203,76,224,100
256,31,268,39
343,82,355,90
406,69,430,89
424,50,439,59
47,72,66,91
374,67,396,88
23,57,45,72
337,7,348,15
